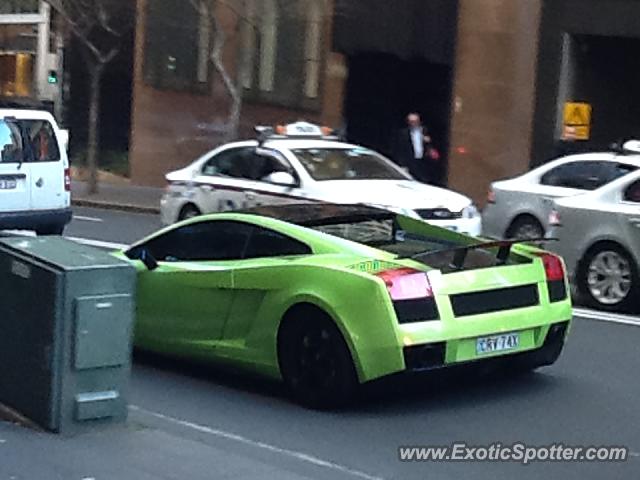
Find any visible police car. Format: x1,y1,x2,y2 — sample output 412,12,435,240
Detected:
160,122,482,235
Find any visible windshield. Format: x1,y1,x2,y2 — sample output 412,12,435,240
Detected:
292,147,409,181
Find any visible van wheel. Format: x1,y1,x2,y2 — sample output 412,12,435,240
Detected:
36,224,64,236
278,308,358,409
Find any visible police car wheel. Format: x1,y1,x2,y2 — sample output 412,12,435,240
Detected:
178,204,201,221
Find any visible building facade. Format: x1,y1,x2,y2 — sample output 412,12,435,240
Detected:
130,0,345,186
129,0,640,203
0,0,64,117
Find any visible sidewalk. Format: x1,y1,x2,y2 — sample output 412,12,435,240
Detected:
0,411,317,480
72,180,163,214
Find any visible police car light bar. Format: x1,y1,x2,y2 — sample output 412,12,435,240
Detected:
255,121,339,144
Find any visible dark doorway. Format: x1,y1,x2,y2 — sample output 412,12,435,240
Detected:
344,53,453,185
571,35,640,148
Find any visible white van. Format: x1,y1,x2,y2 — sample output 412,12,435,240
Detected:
0,109,71,235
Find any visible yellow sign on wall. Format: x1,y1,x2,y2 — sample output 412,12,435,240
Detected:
563,102,592,141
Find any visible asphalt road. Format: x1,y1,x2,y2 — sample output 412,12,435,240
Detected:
4,207,640,479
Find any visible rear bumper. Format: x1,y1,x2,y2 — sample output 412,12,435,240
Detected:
403,320,570,373
0,207,72,231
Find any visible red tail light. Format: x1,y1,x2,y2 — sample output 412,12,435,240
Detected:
538,253,565,282
64,167,71,191
376,267,433,300
487,188,496,204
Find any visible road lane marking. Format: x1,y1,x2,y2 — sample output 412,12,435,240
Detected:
66,237,128,250
73,215,104,223
130,405,386,480
573,308,640,327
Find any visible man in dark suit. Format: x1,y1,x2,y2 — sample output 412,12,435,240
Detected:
393,113,440,183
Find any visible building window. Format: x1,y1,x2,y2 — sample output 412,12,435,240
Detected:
242,0,325,110
258,0,278,93
143,0,209,93
0,0,40,14
303,0,323,99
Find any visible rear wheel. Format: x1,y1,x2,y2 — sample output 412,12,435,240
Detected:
36,224,65,236
578,243,639,312
178,204,201,221
506,215,544,240
278,308,358,409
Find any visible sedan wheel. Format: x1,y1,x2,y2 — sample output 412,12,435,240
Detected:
587,251,632,305
579,245,639,312
508,217,544,240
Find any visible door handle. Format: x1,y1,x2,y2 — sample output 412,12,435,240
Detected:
35,178,44,188
245,192,256,200
199,184,214,192
629,217,640,227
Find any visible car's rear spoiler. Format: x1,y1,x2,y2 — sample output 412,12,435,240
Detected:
406,237,556,270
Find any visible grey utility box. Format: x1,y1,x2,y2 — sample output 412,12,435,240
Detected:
0,236,136,434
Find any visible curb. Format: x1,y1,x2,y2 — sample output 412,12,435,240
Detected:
0,403,43,432
72,198,161,215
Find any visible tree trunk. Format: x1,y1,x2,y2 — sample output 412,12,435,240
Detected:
87,63,104,195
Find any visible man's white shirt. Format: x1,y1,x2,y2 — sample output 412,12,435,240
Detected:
410,127,424,159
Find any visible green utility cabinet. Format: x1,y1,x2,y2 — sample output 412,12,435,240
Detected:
0,236,136,434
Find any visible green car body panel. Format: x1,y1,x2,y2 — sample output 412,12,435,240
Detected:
114,209,572,384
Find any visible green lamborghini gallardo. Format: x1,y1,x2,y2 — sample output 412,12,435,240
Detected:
117,203,572,408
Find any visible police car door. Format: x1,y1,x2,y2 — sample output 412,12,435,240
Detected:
250,149,307,207
195,146,255,212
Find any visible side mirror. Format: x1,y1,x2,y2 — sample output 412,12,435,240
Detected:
126,247,159,271
59,129,70,152
263,171,297,187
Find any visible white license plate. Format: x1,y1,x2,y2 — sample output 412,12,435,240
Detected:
476,332,520,355
0,179,17,190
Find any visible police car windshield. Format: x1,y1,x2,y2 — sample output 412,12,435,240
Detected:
292,147,409,181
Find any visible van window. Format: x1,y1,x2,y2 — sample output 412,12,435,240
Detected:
0,119,60,164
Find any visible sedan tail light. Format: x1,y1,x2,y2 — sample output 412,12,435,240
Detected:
548,209,561,226
375,267,433,300
487,188,496,204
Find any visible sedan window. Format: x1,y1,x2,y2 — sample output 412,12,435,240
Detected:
540,161,623,190
624,180,640,203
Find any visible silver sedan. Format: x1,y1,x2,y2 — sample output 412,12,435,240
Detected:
547,170,640,312
482,152,640,239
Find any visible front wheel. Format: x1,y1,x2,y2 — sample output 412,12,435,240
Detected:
178,204,201,221
578,244,639,312
278,312,358,409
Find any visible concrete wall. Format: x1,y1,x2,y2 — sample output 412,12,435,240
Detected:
447,0,542,205
129,0,345,187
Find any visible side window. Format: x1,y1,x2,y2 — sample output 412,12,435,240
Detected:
140,221,253,261
623,180,640,203
255,153,295,182
244,227,311,259
0,121,22,164
24,120,60,163
540,161,606,190
202,147,254,178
